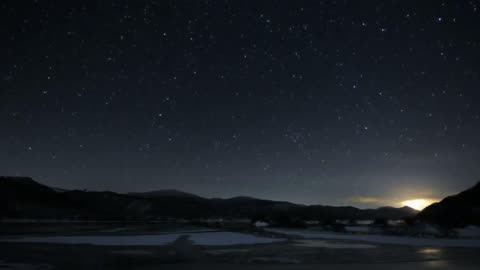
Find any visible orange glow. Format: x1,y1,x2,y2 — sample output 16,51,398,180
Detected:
401,198,437,210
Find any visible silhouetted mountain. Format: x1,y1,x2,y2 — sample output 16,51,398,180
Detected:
1,177,419,222
0,176,54,193
417,182,480,227
375,206,419,220
1,176,74,218
128,189,201,199
1,176,153,220
210,196,301,218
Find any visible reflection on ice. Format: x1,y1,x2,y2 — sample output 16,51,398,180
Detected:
425,260,450,268
418,248,442,254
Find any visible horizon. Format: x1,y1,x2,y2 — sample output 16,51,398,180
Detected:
6,174,471,210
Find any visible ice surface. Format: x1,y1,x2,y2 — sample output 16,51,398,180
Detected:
0,260,54,270
2,231,284,246
267,228,480,247
4,234,179,246
100,227,130,233
293,239,376,249
188,232,282,246
455,226,480,238
345,226,370,233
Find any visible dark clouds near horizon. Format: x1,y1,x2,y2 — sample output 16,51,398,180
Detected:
1,0,480,207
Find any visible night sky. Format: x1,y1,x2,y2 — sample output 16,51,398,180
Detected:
1,1,480,207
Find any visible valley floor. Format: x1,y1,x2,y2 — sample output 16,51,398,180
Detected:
0,224,479,270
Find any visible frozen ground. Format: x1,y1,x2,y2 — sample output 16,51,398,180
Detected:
267,228,480,247
189,232,283,245
0,260,54,270
153,262,480,270
345,226,370,233
1,231,284,246
1,225,480,269
292,239,376,249
99,227,130,233
455,226,480,238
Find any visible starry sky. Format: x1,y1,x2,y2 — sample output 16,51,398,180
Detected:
1,0,480,207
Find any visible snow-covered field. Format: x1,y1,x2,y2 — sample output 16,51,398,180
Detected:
1,231,284,246
267,228,480,247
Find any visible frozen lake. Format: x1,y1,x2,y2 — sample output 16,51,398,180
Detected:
1,231,284,246
267,228,480,247
292,239,376,249
156,261,480,270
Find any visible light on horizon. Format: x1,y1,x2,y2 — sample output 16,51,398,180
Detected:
401,198,438,211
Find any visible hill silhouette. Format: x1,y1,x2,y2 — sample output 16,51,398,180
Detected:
1,176,418,222
417,182,480,227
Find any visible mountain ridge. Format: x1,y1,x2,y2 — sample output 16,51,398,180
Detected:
1,176,418,222
417,182,480,227
128,189,202,199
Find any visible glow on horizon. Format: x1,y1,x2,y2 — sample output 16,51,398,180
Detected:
401,198,438,210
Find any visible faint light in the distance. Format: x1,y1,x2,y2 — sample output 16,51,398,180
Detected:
401,198,438,210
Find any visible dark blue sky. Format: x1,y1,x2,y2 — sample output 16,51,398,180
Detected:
1,0,479,207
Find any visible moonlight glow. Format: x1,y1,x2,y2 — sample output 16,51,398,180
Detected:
401,199,437,211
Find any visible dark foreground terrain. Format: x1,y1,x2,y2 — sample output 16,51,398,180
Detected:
2,179,479,269
1,223,479,270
